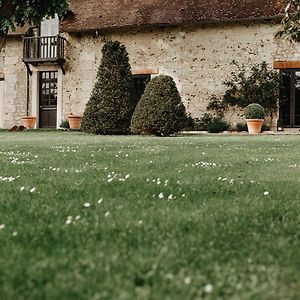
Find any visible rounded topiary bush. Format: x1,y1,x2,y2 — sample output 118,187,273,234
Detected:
81,41,134,135
131,75,187,136
244,103,265,119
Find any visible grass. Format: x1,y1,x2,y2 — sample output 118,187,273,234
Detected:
0,131,299,300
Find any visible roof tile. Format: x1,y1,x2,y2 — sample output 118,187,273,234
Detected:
61,0,284,32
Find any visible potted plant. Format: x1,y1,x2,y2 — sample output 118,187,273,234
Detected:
244,103,265,134
68,113,82,129
22,116,37,129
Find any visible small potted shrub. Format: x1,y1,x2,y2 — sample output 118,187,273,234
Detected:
244,103,265,134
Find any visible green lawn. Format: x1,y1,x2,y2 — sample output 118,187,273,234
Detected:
0,132,299,300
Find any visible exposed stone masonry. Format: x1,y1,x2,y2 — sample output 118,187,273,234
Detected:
1,20,300,128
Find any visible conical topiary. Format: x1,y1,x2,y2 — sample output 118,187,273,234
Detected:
131,75,187,136
81,41,134,134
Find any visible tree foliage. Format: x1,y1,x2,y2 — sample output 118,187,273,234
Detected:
277,0,300,42
81,41,134,135
0,0,69,35
131,75,187,136
222,62,279,115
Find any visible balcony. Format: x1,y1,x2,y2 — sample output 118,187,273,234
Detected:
23,35,66,73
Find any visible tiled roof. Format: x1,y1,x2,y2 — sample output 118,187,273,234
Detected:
61,0,284,32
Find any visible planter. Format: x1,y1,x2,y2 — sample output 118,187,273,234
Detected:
22,116,37,129
245,119,264,134
68,115,82,129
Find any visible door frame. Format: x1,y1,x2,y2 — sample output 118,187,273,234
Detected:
30,65,62,128
280,69,300,128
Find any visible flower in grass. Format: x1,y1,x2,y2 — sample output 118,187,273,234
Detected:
65,216,72,225
182,193,186,198
20,186,25,191
158,193,164,199
0,224,5,230
184,277,192,285
263,191,269,196
75,215,81,221
83,202,91,208
204,284,213,294
98,199,103,204
30,187,36,193
105,211,110,217
107,178,114,183
168,194,173,200
12,231,18,237
125,174,130,179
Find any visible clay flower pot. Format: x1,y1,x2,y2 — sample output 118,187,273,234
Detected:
245,119,264,134
22,116,37,129
68,115,82,129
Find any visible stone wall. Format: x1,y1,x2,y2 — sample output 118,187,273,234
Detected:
0,36,27,128
2,21,300,128
62,21,285,125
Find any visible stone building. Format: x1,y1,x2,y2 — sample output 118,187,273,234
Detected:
0,0,299,129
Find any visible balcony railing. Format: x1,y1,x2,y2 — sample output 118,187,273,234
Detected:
23,35,66,64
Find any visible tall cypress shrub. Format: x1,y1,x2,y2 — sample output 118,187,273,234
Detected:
131,75,187,136
81,41,133,134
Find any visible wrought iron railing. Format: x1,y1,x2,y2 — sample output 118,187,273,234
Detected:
23,35,66,63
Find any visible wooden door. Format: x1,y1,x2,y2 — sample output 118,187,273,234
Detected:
0,78,4,128
39,71,58,128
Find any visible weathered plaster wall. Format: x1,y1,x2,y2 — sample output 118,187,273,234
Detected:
0,37,27,128
62,21,283,124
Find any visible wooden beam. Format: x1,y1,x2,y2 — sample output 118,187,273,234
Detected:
273,61,300,69
132,68,159,75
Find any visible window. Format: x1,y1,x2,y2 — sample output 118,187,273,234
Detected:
131,74,151,105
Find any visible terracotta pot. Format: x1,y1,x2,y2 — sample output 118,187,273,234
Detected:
22,116,37,129
68,115,82,129
245,119,264,134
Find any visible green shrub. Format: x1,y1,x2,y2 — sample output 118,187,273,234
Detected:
197,113,213,131
236,122,248,132
60,119,70,129
207,118,230,133
131,75,187,136
262,124,270,132
184,115,196,131
184,114,212,131
244,103,265,119
81,41,134,135
223,62,279,115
